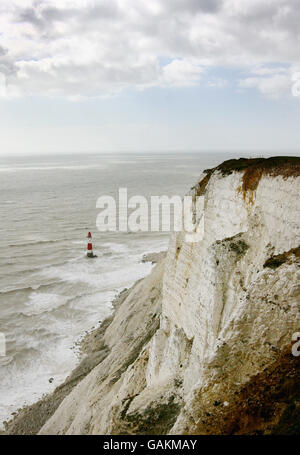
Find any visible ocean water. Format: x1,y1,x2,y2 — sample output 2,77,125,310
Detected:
0,151,224,427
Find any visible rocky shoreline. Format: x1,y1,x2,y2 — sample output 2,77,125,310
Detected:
2,252,166,435
2,289,126,434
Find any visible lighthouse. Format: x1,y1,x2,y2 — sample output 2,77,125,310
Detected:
86,231,97,258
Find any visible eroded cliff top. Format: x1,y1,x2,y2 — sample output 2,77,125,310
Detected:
205,156,300,177
194,156,300,197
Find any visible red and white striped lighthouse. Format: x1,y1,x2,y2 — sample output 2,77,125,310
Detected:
86,231,97,258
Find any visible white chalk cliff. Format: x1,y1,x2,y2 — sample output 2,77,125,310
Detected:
35,158,300,435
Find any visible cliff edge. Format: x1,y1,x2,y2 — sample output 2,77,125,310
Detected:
5,157,300,435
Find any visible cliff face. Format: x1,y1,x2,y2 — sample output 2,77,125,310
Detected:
12,157,300,435
160,158,300,434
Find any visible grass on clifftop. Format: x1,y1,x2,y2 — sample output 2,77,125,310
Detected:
195,156,300,198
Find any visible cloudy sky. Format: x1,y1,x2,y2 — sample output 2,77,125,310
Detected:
0,0,300,154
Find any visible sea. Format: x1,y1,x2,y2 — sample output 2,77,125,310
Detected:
0,151,227,427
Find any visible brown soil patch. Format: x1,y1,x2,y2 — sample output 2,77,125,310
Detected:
264,246,300,269
191,348,300,435
193,171,214,196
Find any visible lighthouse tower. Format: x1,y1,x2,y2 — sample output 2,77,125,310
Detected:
86,231,97,258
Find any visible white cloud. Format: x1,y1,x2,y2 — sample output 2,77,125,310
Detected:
240,74,291,97
250,66,288,76
0,73,6,97
162,59,203,86
207,78,227,88
291,70,300,97
0,0,299,98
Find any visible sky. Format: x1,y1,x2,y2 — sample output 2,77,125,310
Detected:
0,0,300,155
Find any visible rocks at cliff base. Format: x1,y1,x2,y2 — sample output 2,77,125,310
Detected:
142,251,167,264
